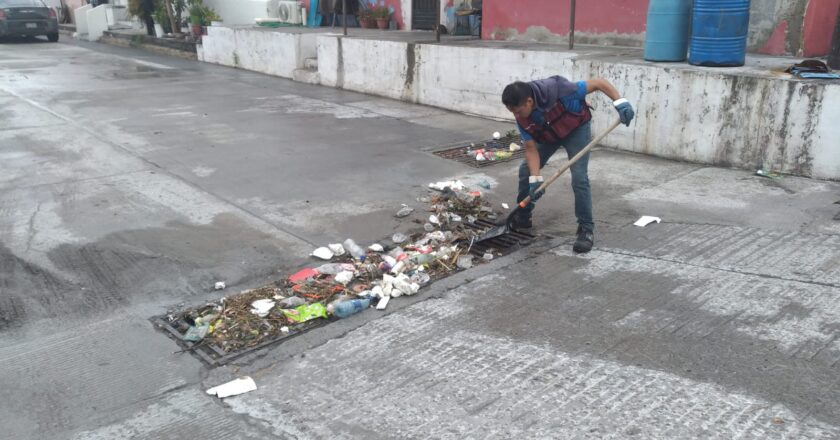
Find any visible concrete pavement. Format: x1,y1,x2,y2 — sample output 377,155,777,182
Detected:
1,37,839,439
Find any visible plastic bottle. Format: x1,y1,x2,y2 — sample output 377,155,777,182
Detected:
328,297,372,318
343,238,367,261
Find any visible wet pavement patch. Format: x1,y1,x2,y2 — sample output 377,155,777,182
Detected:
433,134,524,168
152,187,540,367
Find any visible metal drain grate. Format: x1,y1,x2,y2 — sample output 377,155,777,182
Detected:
434,137,524,168
153,223,541,366
152,315,332,367
465,218,538,256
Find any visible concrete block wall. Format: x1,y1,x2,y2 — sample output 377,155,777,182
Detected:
85,5,109,41
197,28,839,179
315,35,839,179
199,27,319,77
73,4,91,35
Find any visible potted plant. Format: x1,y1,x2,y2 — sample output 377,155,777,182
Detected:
373,6,390,30
357,9,369,28
189,3,203,37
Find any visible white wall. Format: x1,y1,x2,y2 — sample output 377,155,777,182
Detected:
202,0,271,25
199,28,840,179
199,26,320,78
85,5,109,41
317,35,840,179
73,4,91,35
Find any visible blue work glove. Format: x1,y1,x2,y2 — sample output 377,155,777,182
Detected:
528,176,545,203
613,98,635,126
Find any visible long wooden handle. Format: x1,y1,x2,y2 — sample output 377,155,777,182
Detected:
518,119,621,208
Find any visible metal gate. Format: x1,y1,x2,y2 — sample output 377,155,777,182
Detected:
412,0,437,30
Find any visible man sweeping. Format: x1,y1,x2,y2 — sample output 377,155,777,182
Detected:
502,76,634,253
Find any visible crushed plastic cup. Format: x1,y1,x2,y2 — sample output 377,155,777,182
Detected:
509,142,522,151
328,243,346,256
311,247,334,260
429,214,440,225
411,272,431,286
214,281,226,290
424,223,435,232
368,243,384,252
457,255,474,269
493,131,501,139
483,252,494,261
335,271,354,285
395,206,414,218
392,232,407,244
279,296,306,308
316,263,355,275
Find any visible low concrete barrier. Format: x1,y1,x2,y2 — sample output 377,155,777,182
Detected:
199,27,840,180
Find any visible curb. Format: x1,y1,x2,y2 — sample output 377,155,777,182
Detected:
99,31,197,60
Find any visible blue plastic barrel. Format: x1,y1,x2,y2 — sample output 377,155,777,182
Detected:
689,0,751,67
644,0,692,62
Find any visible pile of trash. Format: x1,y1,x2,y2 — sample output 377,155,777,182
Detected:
167,181,505,353
466,130,522,162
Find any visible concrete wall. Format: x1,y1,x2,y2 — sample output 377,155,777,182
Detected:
203,0,271,25
315,34,840,179
198,27,840,179
73,4,91,34
198,26,319,78
483,0,840,57
85,5,109,41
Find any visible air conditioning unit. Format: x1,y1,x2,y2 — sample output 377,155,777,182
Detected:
276,0,303,24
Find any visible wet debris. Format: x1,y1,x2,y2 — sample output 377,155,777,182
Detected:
164,185,516,356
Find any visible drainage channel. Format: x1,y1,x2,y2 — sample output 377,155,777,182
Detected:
433,136,524,168
153,226,540,367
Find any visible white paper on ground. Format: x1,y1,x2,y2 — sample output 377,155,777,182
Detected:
311,247,334,260
376,296,390,310
206,376,257,398
250,299,275,317
428,180,466,192
634,216,661,227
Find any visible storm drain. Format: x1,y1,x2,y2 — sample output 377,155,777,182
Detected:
433,137,524,168
152,226,541,367
152,313,332,367
465,219,539,256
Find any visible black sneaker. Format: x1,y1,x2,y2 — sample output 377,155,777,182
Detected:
510,215,532,230
573,226,594,253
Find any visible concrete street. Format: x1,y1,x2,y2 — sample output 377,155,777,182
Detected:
1,38,839,439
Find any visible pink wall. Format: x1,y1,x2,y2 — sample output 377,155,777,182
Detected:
802,0,840,57
482,0,839,57
381,0,404,29
483,0,649,39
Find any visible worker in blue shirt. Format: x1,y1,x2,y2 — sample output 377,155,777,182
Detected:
502,76,634,253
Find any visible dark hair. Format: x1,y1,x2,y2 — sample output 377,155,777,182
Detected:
502,81,532,107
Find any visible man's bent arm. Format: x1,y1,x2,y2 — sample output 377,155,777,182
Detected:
585,78,622,101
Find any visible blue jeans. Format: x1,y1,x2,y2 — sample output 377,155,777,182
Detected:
517,121,594,232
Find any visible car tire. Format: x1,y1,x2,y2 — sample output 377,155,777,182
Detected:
47,32,59,42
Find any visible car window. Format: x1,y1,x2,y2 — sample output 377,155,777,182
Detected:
0,0,47,7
